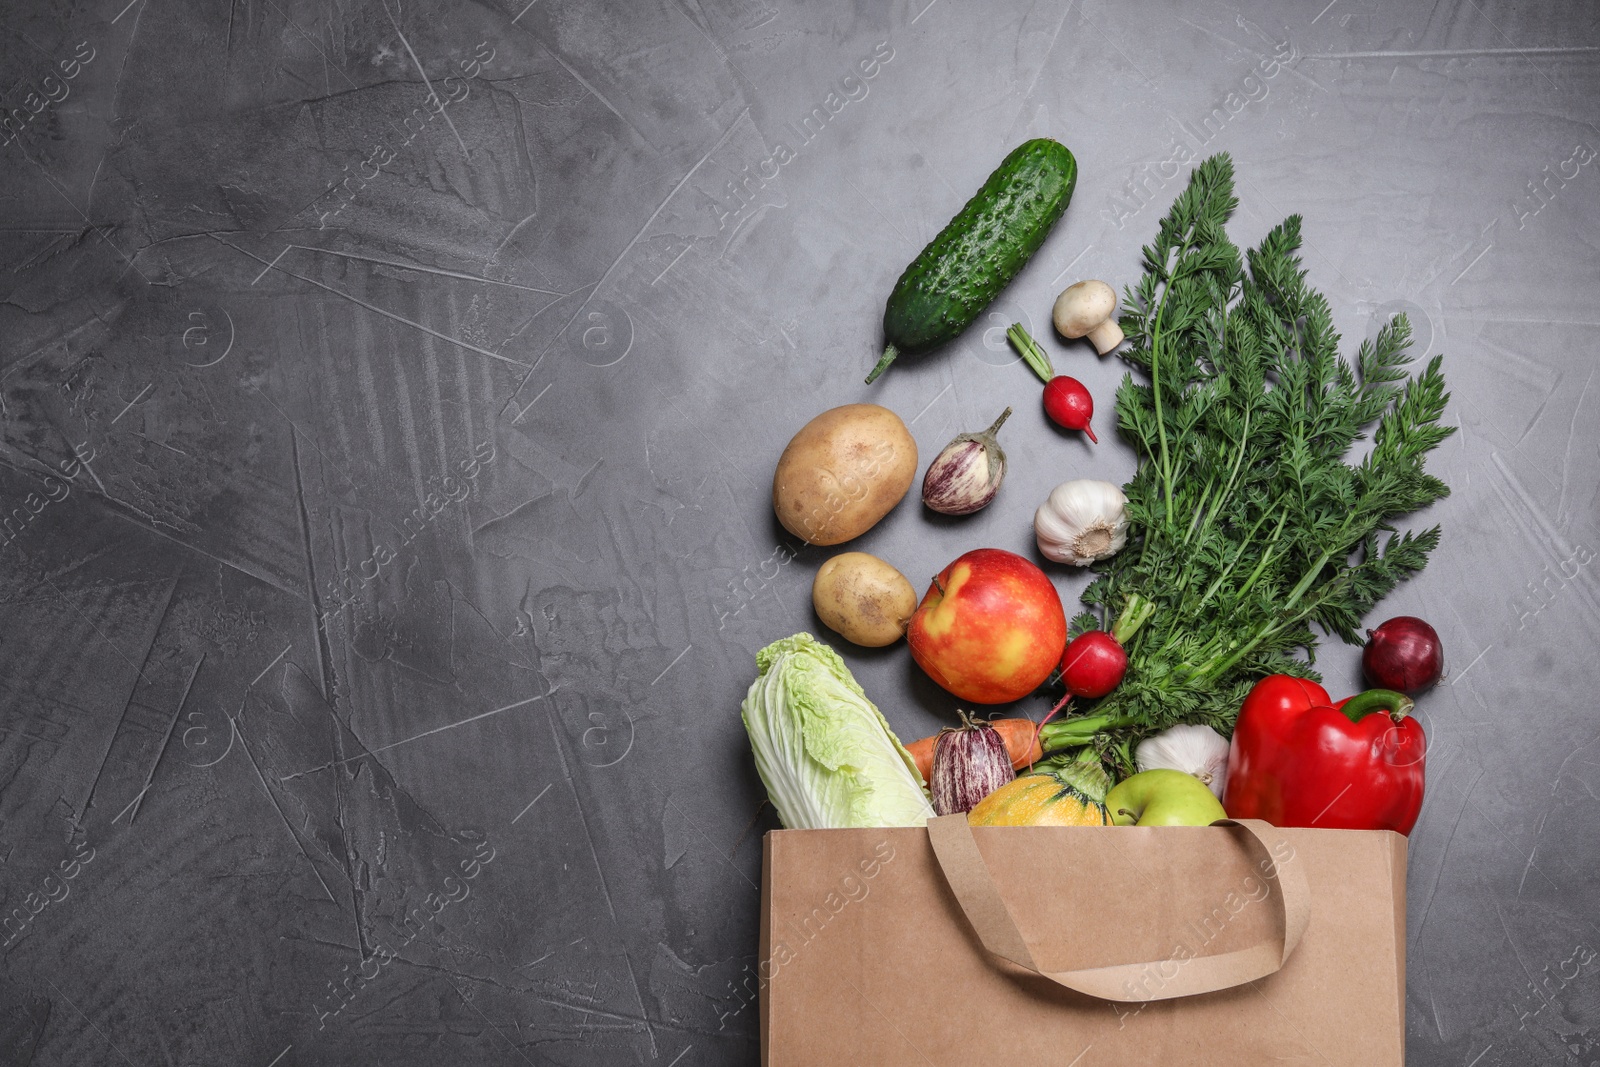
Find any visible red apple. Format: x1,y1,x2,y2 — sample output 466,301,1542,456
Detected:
908,548,1067,704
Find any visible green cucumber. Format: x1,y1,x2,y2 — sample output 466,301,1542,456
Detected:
867,138,1077,384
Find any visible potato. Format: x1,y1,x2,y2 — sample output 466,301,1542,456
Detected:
812,552,917,647
772,404,917,545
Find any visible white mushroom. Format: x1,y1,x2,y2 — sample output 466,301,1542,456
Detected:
1053,280,1124,354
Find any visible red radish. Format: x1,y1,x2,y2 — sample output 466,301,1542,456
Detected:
1060,631,1126,698
930,711,1016,815
1043,376,1097,442
1363,616,1444,694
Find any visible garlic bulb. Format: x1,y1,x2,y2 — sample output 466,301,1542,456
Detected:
1135,724,1229,799
1034,480,1128,565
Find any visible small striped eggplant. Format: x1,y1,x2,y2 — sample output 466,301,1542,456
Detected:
921,407,1011,516
930,711,1017,816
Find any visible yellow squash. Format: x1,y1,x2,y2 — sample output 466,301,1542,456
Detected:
967,759,1111,826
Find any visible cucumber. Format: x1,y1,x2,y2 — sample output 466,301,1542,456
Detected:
867,138,1077,384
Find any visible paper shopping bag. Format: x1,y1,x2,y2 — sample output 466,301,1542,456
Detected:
760,817,1405,1065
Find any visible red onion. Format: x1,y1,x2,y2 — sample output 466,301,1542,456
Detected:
930,712,1016,816
1362,616,1444,695
1060,630,1127,699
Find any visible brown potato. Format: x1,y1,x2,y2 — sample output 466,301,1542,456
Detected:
772,404,917,545
812,552,917,647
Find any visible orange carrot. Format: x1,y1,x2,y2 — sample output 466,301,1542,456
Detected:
907,717,1044,782
906,735,938,783
992,717,1047,771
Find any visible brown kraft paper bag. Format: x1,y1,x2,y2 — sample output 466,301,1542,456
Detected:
760,816,1405,1065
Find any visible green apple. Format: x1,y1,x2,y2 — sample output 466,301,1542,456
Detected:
1106,769,1228,826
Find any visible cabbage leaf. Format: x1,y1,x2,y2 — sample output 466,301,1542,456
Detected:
741,633,932,829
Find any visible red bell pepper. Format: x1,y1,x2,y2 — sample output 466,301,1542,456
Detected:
1223,675,1426,835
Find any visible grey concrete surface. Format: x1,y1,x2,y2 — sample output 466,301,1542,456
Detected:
0,0,1596,1063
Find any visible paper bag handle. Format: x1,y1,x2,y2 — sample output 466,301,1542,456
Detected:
926,815,1310,1002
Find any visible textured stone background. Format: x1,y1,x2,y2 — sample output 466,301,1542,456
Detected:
0,0,1596,1063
